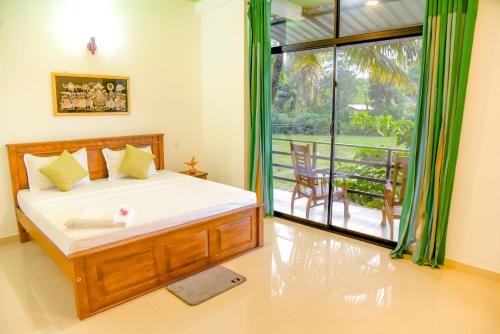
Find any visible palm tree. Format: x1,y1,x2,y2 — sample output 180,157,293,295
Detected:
272,53,283,104
271,39,421,102
342,39,421,95
273,52,329,117
292,53,324,101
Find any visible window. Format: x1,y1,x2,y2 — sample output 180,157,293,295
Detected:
270,0,423,244
339,0,425,36
271,0,334,46
272,48,334,224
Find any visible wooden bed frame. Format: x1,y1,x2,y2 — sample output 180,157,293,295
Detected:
6,134,263,320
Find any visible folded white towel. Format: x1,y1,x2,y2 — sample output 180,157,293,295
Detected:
65,207,134,229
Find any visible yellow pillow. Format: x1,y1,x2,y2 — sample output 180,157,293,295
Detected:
118,144,155,179
39,150,89,192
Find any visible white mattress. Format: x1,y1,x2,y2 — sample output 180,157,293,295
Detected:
17,170,256,256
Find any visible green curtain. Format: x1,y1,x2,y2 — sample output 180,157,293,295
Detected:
248,0,274,215
391,0,478,267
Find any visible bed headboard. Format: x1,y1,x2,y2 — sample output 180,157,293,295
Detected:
6,134,164,206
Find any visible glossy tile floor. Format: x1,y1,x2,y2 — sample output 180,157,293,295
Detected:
1,218,499,334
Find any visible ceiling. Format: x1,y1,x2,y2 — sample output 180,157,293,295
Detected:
271,0,425,46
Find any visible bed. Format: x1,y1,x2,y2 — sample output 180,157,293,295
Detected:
6,134,264,319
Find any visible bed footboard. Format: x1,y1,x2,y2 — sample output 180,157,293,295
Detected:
69,204,264,319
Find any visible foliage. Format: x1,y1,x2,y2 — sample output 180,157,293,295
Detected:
292,53,324,102
335,146,411,208
350,111,414,148
272,112,331,135
335,148,384,208
342,40,421,94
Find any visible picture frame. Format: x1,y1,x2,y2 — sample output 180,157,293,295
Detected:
52,73,130,116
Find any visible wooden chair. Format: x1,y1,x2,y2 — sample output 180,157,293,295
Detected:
381,156,409,240
290,143,350,220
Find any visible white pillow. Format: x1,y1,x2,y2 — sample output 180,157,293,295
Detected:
24,148,91,193
102,146,157,180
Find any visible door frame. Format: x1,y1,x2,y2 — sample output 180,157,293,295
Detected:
271,0,423,245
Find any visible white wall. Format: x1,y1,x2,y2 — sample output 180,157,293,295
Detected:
446,0,500,273
0,0,202,237
197,0,247,189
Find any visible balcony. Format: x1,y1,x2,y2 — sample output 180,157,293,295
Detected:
272,137,408,242
274,189,400,241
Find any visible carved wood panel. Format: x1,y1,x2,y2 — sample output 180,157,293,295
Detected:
84,243,163,312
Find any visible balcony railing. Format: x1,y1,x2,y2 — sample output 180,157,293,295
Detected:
272,137,409,200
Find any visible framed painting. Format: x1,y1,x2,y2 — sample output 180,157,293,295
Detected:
52,73,130,116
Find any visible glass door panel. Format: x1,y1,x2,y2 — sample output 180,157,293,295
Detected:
330,37,421,241
339,0,426,37
271,47,334,225
271,0,334,47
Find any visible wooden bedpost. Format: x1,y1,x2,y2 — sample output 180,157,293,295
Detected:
17,222,32,243
6,144,29,242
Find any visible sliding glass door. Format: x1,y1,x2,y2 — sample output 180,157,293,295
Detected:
271,48,334,225
270,0,425,244
331,38,421,241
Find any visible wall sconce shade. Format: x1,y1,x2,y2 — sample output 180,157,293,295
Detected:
87,37,97,55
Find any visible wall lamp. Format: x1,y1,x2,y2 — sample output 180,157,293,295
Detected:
87,37,97,55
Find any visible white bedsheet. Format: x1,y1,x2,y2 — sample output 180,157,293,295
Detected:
17,170,256,256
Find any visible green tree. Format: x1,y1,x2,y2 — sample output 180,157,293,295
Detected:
342,39,421,94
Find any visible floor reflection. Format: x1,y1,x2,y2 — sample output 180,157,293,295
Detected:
0,218,499,334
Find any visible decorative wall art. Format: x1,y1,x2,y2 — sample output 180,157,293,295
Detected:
52,73,129,116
